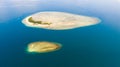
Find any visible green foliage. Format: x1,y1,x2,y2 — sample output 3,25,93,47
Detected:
28,17,42,24
28,17,52,25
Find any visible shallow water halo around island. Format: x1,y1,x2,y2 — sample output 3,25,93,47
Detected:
0,0,120,67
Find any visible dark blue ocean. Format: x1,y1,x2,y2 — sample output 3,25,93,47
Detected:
0,0,120,67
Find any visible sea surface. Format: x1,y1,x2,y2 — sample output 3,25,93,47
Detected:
0,0,120,67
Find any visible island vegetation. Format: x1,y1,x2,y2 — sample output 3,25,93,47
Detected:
28,17,52,25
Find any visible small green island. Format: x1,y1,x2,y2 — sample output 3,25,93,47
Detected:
28,17,52,25
26,41,62,53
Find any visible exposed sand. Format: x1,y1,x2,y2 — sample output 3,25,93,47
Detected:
22,11,101,30
27,41,61,53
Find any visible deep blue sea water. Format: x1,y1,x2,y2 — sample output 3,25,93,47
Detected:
0,0,120,67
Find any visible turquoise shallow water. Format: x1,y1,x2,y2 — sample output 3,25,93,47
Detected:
0,0,120,67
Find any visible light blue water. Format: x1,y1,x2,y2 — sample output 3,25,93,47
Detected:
0,0,120,67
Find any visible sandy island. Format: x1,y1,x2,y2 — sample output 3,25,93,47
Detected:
22,11,101,30
27,41,62,53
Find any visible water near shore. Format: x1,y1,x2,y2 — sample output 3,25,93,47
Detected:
0,0,120,67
